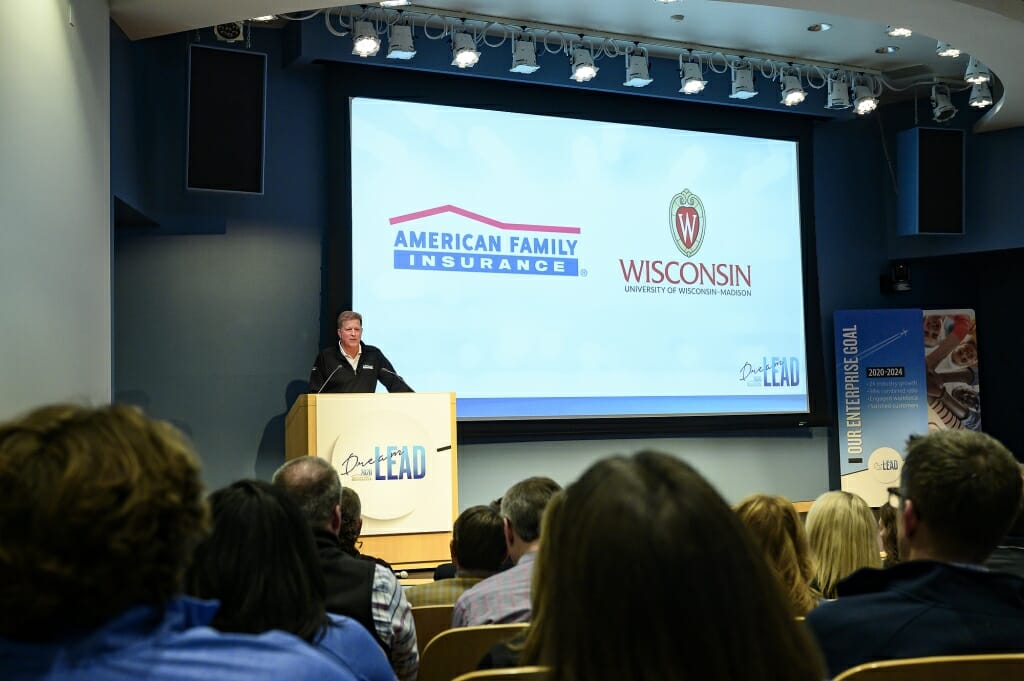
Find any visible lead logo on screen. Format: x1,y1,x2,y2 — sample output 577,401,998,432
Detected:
670,189,706,257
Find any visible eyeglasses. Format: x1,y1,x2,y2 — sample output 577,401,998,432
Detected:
887,486,905,509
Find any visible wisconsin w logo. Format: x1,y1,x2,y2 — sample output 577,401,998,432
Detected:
669,189,706,258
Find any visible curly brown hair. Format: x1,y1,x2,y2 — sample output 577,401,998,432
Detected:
0,404,209,641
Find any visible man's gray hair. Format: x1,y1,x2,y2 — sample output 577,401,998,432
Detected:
271,457,342,529
501,476,562,543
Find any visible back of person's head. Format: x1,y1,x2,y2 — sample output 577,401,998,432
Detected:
805,490,881,598
0,404,207,641
500,476,561,542
185,479,328,643
734,494,819,616
272,456,341,530
901,430,1022,562
877,503,900,567
339,486,363,550
452,505,507,574
523,451,824,681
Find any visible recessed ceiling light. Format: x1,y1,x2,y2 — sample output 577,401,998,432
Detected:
807,23,832,32
670,14,685,22
886,26,913,38
654,0,680,3
875,46,899,54
250,15,276,22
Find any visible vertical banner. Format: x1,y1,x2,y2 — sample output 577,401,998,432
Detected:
834,310,928,506
923,309,981,432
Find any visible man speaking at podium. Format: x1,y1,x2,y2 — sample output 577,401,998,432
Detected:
309,311,413,393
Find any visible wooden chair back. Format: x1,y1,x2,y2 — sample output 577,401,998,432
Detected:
418,623,529,681
452,666,550,681
412,604,456,656
832,653,1024,681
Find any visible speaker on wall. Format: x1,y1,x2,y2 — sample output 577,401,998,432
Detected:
897,127,965,235
187,44,267,194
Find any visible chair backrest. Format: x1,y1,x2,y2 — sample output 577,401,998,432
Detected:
832,653,1024,681
412,604,456,656
418,623,530,681
452,666,550,681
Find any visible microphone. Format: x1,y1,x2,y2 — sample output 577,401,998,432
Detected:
315,364,345,394
380,366,412,392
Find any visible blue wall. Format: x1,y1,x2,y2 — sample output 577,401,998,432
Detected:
112,26,1020,494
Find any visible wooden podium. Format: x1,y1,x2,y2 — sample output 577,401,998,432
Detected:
285,392,458,570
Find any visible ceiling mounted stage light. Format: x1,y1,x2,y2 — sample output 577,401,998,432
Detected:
780,74,806,106
679,62,706,94
729,62,757,99
931,84,957,122
570,48,598,82
451,31,480,68
510,38,539,74
213,22,244,42
387,24,416,59
936,41,960,58
624,53,653,87
964,56,990,84
853,84,878,114
886,26,913,38
352,21,381,57
969,81,993,108
826,74,850,109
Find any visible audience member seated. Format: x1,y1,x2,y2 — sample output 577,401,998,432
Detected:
516,451,825,681
407,505,507,607
805,490,881,598
807,430,1024,677
987,464,1024,578
338,486,393,569
0,404,350,681
453,477,562,626
877,503,901,568
432,562,457,581
735,494,822,616
274,456,418,681
185,480,394,681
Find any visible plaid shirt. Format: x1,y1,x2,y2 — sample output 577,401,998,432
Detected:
370,565,417,681
404,576,485,608
451,551,537,626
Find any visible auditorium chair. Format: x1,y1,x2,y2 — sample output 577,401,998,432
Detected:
418,623,529,681
411,604,455,655
832,653,1024,681
452,666,550,681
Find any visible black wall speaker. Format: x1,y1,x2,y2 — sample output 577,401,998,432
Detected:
186,44,266,194
897,127,965,236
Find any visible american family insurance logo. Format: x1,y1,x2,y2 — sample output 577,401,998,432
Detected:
619,189,752,297
389,205,581,277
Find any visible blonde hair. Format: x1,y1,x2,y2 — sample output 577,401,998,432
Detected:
805,491,881,598
735,494,820,616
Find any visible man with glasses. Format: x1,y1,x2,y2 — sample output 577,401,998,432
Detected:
807,430,1024,678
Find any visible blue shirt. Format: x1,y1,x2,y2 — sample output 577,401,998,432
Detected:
0,597,356,681
319,613,397,681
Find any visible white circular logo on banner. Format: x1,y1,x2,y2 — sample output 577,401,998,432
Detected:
868,447,903,485
326,405,433,521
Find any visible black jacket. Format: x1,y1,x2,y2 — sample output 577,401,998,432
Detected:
313,528,389,654
309,342,412,393
807,560,1024,678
